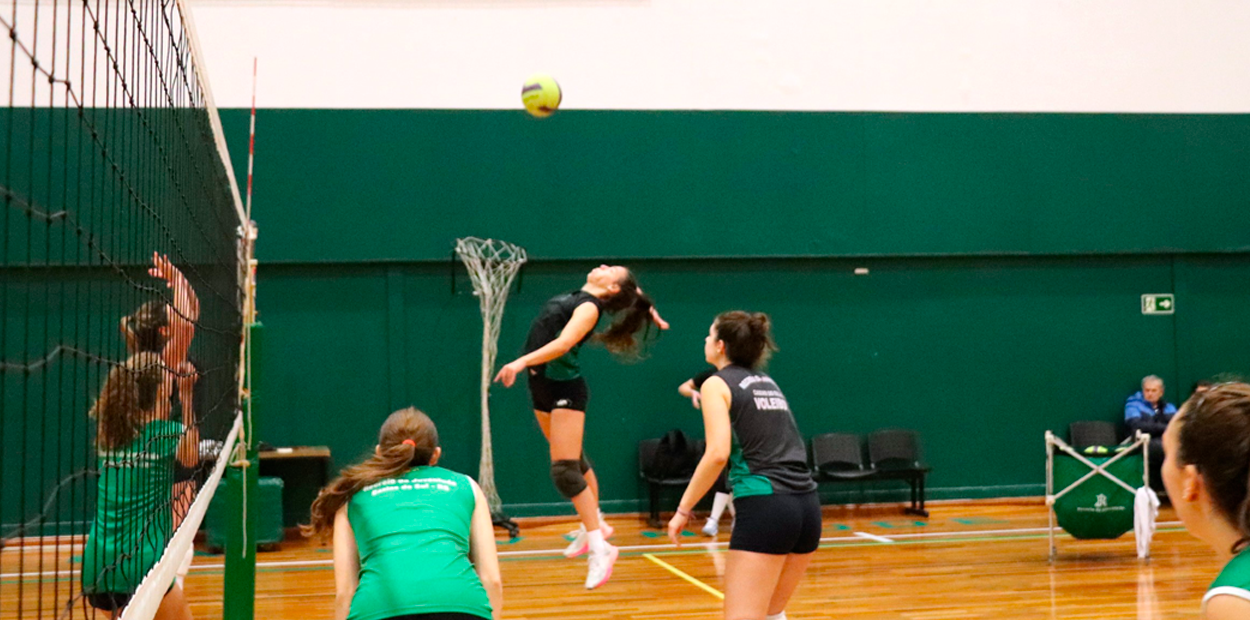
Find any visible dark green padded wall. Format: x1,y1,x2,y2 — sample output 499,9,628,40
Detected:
209,108,1249,516
244,256,1248,516
11,109,1247,525
218,110,1250,262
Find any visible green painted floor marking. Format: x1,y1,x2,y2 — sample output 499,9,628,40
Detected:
642,530,697,538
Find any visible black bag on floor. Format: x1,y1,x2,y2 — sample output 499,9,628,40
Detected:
648,429,701,480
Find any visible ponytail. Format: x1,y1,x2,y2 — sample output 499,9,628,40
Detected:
302,408,439,541
595,270,659,358
91,352,164,450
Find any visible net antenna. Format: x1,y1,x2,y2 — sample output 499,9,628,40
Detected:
455,237,527,537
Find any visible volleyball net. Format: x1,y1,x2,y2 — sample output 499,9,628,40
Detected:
0,0,250,617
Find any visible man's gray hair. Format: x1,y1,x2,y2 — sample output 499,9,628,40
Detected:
1142,374,1164,388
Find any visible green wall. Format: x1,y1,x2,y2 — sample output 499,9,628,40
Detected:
219,110,1250,262
8,109,1249,527
0,105,242,532
211,108,1249,517
245,255,1249,516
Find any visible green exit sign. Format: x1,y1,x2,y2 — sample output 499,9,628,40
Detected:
1141,294,1175,315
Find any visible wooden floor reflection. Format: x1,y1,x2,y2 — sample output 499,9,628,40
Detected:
1,499,1221,619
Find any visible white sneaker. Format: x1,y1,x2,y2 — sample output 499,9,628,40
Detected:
563,525,588,558
565,521,615,558
702,519,719,537
585,545,619,590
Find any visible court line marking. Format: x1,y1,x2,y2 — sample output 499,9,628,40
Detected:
643,553,724,600
853,531,895,543
180,521,1187,567
1,521,1187,579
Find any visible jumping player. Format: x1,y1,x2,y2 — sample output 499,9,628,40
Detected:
494,264,666,589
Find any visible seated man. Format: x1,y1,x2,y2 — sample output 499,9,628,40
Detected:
1125,375,1178,438
1124,375,1177,495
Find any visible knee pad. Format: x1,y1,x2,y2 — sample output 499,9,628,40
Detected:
579,454,591,474
551,459,588,499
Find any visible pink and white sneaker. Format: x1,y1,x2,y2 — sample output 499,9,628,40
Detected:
584,544,619,590
564,521,615,558
563,526,589,558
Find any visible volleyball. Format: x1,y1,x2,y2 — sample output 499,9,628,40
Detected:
521,74,562,118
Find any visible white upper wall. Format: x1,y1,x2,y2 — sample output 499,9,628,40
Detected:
129,1,1250,112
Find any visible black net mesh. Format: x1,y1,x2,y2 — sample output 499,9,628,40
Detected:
0,1,244,617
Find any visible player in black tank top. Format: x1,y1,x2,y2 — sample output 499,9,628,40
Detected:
494,265,668,590
668,312,818,620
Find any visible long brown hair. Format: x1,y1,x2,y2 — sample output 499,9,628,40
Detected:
714,311,778,370
122,301,169,353
594,269,658,357
1174,382,1250,553
303,407,440,541
90,352,164,450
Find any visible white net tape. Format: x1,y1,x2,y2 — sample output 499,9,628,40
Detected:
455,238,528,512
119,416,242,620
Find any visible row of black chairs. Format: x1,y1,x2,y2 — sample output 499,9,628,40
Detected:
640,429,929,528
810,430,930,518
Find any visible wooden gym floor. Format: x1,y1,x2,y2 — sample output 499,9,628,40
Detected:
1,499,1223,619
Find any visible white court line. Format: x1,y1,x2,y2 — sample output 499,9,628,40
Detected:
0,544,85,554
1,569,81,578
2,521,1187,578
854,531,895,543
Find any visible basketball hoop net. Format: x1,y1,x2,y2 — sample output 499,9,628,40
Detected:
455,237,527,534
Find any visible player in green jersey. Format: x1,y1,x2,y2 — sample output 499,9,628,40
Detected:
82,254,200,619
1162,382,1250,620
305,408,502,620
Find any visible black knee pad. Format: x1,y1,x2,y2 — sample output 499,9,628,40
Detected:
579,454,591,474
551,459,588,499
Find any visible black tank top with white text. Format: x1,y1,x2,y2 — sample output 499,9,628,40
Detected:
713,365,816,497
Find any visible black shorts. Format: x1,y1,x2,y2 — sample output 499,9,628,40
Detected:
86,591,132,611
527,372,589,412
730,491,821,555
85,581,175,611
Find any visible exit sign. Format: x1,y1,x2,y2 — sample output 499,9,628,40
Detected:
1141,294,1175,315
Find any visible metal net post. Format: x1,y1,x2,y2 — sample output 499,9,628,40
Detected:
454,237,527,537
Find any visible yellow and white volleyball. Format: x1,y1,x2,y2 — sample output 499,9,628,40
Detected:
521,74,562,118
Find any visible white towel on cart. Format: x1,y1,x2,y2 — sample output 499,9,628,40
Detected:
1134,486,1159,559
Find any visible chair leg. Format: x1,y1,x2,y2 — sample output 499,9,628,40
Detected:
649,483,662,529
915,475,929,518
904,474,930,518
